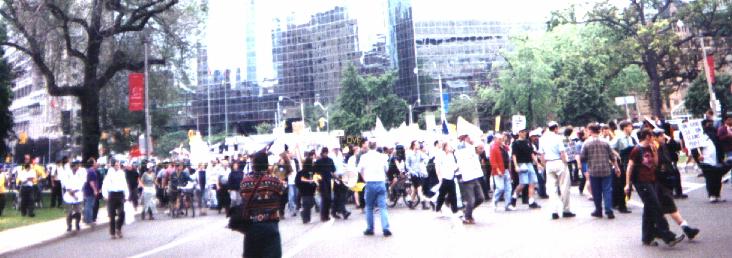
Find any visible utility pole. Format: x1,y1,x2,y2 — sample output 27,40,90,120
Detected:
143,40,152,159
207,73,212,144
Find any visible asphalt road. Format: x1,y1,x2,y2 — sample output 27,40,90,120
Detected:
7,169,732,258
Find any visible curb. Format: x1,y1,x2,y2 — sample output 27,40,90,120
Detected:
0,208,143,256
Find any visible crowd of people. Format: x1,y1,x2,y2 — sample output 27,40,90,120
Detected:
1,112,732,257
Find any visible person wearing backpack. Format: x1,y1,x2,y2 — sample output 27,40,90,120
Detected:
624,128,685,247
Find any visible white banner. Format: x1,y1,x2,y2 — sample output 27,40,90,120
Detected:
511,115,526,134
678,119,704,149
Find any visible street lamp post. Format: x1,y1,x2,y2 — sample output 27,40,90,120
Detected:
314,101,329,132
143,35,152,159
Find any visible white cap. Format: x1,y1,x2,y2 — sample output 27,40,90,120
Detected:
547,121,559,128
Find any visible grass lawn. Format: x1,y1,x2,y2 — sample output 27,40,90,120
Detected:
0,192,67,232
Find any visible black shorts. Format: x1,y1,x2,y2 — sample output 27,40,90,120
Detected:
657,184,677,214
410,175,424,188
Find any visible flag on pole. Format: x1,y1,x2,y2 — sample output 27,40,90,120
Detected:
442,120,449,135
706,55,715,84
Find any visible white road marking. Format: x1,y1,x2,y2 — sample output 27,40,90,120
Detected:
627,174,731,208
282,219,335,258
128,220,226,258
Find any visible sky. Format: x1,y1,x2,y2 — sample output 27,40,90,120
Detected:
204,0,629,82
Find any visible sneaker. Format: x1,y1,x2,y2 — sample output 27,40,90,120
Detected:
606,213,615,219
505,206,516,212
528,202,541,209
551,213,560,220
663,234,685,247
383,230,392,237
591,211,602,218
363,230,374,236
562,212,576,218
343,212,351,220
682,226,700,240
510,198,517,207
710,197,719,203
618,208,632,214
673,194,688,199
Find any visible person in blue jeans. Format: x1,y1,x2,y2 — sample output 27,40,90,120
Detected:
580,123,619,219
490,134,514,211
83,158,100,224
358,142,391,237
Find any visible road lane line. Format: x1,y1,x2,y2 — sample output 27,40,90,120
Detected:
128,221,226,258
282,219,335,258
627,174,730,208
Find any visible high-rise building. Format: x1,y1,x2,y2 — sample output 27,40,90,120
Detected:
274,6,361,104
387,0,544,108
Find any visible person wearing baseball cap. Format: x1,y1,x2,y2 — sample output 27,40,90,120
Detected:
539,121,576,219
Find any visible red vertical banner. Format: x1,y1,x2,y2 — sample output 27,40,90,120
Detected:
706,55,715,84
129,73,145,111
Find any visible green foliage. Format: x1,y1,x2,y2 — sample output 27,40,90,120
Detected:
685,75,732,117
495,24,648,127
254,122,273,134
0,23,13,155
496,36,555,128
584,0,732,116
156,131,189,158
447,98,476,123
332,65,407,135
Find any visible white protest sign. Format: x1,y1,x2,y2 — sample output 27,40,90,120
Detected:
678,119,704,149
512,115,526,134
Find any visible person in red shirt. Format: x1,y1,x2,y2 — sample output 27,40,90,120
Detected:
717,116,732,164
490,134,514,211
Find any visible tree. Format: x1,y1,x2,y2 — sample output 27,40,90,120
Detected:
332,65,407,135
496,23,647,126
495,36,556,128
0,0,201,160
684,74,732,117
156,130,188,159
584,0,732,117
447,98,476,123
0,23,13,156
254,122,273,135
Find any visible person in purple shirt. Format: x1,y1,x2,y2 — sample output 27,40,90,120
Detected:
83,158,100,224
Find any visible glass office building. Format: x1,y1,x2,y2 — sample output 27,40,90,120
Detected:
191,0,544,134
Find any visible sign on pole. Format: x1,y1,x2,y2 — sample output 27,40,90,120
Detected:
494,116,501,132
129,73,145,111
678,119,704,149
511,115,526,134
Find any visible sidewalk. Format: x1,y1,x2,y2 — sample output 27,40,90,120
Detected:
0,207,142,255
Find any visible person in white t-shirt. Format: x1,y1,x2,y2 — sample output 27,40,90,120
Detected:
435,142,459,216
358,141,391,237
64,161,86,232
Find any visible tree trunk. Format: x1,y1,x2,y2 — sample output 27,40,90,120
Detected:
643,51,663,118
79,87,101,161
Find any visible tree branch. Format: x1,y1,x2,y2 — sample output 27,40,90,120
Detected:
46,3,88,63
99,0,178,37
651,0,672,23
98,57,165,88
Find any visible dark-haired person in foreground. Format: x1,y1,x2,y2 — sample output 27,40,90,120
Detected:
625,128,684,247
240,152,285,258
